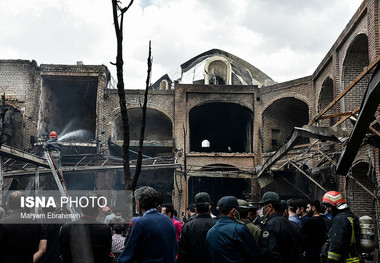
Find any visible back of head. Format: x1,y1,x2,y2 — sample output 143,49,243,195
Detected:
162,203,174,216
280,200,288,213
135,186,162,211
194,192,211,205
7,191,23,210
80,192,103,217
113,224,124,235
259,192,281,211
194,192,212,213
218,196,239,216
296,199,307,211
187,203,196,213
287,199,297,213
309,199,321,213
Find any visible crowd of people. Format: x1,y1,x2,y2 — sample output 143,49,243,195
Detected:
0,187,363,263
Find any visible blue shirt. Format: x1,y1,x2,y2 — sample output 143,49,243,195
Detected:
206,216,259,263
289,214,302,228
117,209,177,263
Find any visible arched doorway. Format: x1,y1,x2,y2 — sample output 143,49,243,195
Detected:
112,108,173,141
318,77,334,126
189,102,253,153
342,34,369,129
262,98,309,152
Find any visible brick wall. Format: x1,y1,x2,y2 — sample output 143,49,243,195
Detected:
0,60,39,150
346,162,377,218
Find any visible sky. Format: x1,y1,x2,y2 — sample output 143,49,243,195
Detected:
0,0,364,89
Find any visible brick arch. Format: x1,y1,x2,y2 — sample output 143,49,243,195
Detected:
317,76,335,126
261,93,311,117
341,32,369,120
340,30,368,69
346,161,375,218
188,99,253,114
110,107,173,141
109,105,173,124
261,96,310,152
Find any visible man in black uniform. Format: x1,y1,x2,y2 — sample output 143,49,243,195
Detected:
258,191,302,263
321,191,362,263
59,192,113,263
0,191,47,263
177,192,217,263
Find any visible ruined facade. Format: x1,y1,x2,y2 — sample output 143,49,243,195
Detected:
0,0,379,220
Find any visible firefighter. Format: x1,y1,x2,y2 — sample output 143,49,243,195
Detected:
43,131,62,170
321,191,363,263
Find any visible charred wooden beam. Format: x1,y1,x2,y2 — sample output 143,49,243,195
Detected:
336,65,380,176
310,56,380,124
0,145,49,168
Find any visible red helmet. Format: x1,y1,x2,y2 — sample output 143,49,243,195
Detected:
322,191,346,207
49,131,57,138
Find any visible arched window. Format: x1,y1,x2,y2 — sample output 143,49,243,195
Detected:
159,80,169,90
205,56,231,85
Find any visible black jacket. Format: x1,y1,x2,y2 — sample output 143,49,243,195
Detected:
43,138,62,153
326,209,361,262
177,213,217,263
59,215,112,263
258,212,302,263
0,210,47,263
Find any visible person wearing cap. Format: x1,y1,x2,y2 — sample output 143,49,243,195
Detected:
280,200,288,218
237,199,261,242
44,130,63,172
206,196,259,263
321,191,361,263
257,191,302,263
177,192,217,263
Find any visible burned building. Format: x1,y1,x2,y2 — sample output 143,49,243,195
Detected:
0,0,379,222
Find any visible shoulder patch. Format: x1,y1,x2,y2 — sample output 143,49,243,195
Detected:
262,231,269,238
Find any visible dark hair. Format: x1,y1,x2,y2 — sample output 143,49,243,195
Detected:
196,203,209,213
270,201,281,211
296,199,307,210
239,209,248,219
135,186,163,211
287,199,297,213
308,199,321,213
7,191,23,210
163,203,174,215
113,224,124,235
80,192,102,217
187,203,196,213
218,206,233,216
